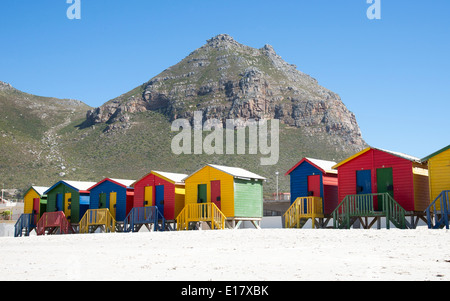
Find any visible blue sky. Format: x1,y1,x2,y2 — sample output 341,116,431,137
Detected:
0,0,449,158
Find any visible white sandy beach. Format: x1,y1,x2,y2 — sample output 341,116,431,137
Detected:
0,228,449,281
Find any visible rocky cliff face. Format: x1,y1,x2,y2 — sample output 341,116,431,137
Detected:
84,34,365,151
0,81,14,91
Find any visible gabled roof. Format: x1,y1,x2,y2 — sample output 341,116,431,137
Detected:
209,164,266,180
183,164,266,181
152,171,187,184
27,186,49,197
378,148,422,163
110,179,136,187
87,178,136,191
332,148,372,169
421,144,450,163
131,171,188,187
44,180,98,195
332,147,422,169
63,181,98,192
285,157,337,176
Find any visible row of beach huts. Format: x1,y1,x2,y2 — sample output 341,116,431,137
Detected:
15,144,450,236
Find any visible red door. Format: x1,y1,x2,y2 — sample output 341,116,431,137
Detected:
307,175,321,197
211,181,221,210
33,198,40,225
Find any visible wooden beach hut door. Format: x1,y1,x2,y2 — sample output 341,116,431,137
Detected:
211,181,221,210
376,168,394,211
155,185,164,216
356,170,372,210
99,193,107,209
307,175,321,197
33,198,40,225
197,184,207,217
307,175,321,214
64,193,72,222
197,184,207,204
356,170,372,194
56,194,63,212
144,186,153,207
109,192,117,219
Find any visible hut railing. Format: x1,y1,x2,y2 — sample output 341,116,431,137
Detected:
426,190,450,229
123,206,166,232
36,211,73,235
176,203,226,231
283,197,323,229
79,209,116,234
14,214,34,237
332,193,407,229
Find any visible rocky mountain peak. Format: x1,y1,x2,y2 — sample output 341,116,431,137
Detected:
83,34,366,152
261,44,276,55
207,33,235,44
0,81,14,91
204,33,242,51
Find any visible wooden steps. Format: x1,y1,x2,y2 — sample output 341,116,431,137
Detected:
426,190,450,229
332,193,409,229
176,203,226,231
284,197,324,229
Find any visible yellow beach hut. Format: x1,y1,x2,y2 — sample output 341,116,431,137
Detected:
422,144,450,228
15,186,49,236
178,164,266,230
23,186,48,223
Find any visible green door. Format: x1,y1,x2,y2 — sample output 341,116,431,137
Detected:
99,193,108,209
376,168,394,211
197,184,207,204
197,184,207,217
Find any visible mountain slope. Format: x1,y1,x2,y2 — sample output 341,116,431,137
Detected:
60,34,366,195
84,34,365,154
1,34,366,197
0,81,92,192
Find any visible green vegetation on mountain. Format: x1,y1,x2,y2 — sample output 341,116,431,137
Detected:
0,34,366,198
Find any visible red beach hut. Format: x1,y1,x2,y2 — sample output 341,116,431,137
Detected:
132,171,187,222
333,147,429,214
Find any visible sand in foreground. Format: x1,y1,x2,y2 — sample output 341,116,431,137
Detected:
0,228,449,281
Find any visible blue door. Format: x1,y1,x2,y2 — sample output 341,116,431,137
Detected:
356,170,372,210
56,194,63,212
356,170,372,194
155,185,164,217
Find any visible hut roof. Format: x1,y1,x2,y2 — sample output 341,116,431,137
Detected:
63,181,98,191
152,171,187,184
285,157,337,176
182,164,266,182
88,178,136,191
31,186,50,196
207,164,266,181
108,179,135,187
332,147,422,170
421,144,450,162
45,180,97,194
131,171,188,187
